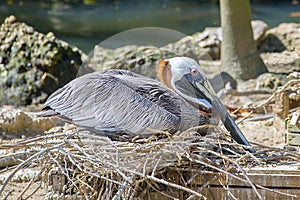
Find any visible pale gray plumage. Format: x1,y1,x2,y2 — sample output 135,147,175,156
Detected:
39,69,209,139
37,56,251,149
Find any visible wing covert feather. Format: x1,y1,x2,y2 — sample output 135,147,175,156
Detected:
44,70,202,136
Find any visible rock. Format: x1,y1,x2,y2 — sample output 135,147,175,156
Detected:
260,51,300,74
0,15,85,106
4,15,16,24
0,106,63,138
255,73,287,90
259,23,300,52
258,33,287,53
165,20,268,60
252,20,269,46
163,33,216,60
83,20,267,79
258,22,300,75
85,45,177,79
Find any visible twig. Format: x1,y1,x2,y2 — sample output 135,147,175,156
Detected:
23,180,42,200
0,152,35,168
185,152,297,198
203,145,299,199
0,142,65,196
77,176,94,191
227,89,272,96
112,179,130,200
0,189,13,200
218,177,238,200
186,176,218,200
146,179,180,200
3,119,299,199
117,166,207,199
47,151,79,191
233,161,263,199
17,170,41,200
0,132,71,149
237,79,300,124
151,157,161,177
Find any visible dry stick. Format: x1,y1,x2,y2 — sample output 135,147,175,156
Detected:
186,176,218,200
112,179,130,200
237,79,300,124
151,157,162,177
143,156,149,176
202,145,298,198
218,177,238,200
199,147,262,199
233,149,260,163
251,145,300,161
62,151,73,187
126,175,136,200
76,176,94,192
97,183,105,200
145,179,181,200
22,181,41,200
116,166,207,200
227,89,272,96
185,153,297,198
232,159,263,200
0,142,65,196
0,165,17,174
73,166,127,189
97,141,201,198
107,172,115,199
0,132,71,149
0,189,13,200
135,178,155,199
0,152,35,168
16,170,41,200
48,151,80,192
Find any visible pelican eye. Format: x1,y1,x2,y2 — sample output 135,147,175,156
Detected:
190,68,199,77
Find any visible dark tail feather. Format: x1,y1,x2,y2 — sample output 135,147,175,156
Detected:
35,108,73,124
34,109,58,117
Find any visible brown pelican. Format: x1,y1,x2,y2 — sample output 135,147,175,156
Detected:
37,57,251,147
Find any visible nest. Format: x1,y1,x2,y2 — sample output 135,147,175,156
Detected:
0,124,299,200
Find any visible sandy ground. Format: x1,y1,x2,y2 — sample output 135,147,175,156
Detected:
1,182,47,200
240,119,285,146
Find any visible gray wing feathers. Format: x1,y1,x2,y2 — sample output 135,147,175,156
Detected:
44,70,189,135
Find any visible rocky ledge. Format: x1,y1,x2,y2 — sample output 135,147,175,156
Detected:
0,15,85,106
0,15,299,109
0,15,300,138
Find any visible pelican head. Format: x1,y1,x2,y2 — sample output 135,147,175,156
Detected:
157,57,252,148
157,57,215,116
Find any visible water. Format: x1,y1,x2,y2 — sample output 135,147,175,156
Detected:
1,0,300,53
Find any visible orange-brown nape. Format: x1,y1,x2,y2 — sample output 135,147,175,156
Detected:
156,59,211,118
156,60,174,90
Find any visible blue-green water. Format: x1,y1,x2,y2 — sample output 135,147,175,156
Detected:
1,0,300,53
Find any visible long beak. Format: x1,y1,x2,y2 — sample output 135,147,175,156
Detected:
195,80,252,147
175,75,252,148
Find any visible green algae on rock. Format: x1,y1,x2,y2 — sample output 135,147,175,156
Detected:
0,15,84,106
